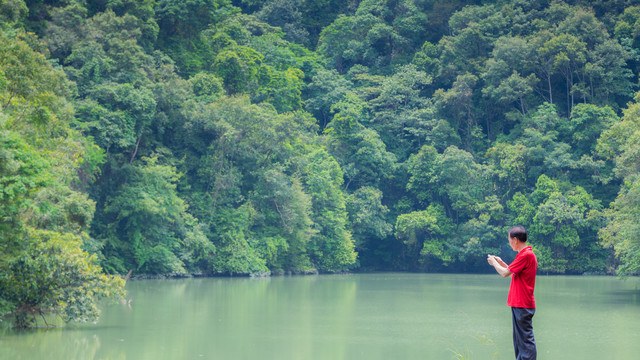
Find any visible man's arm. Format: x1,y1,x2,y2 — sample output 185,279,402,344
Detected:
487,255,512,278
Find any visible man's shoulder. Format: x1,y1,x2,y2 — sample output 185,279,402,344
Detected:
522,246,536,257
516,246,537,265
523,247,538,267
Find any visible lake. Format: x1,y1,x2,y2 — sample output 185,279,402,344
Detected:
1,273,640,359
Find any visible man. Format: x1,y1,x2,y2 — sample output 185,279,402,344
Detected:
487,226,537,360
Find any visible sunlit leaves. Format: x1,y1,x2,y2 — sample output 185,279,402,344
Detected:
0,32,73,133
0,31,124,328
0,121,50,244
0,229,125,328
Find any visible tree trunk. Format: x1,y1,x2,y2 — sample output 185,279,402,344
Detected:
547,73,553,104
130,136,142,164
570,71,574,113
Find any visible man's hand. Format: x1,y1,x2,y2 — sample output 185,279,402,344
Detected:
493,256,507,267
487,254,512,278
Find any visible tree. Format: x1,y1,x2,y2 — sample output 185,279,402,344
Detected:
76,83,156,154
511,103,577,182
395,204,454,269
433,73,479,150
302,148,357,271
256,0,309,44
434,146,492,222
569,104,619,156
412,40,440,79
156,0,231,38
406,144,439,205
177,95,328,274
538,33,588,115
213,45,264,94
325,93,396,190
0,229,125,328
598,91,640,275
304,69,354,128
587,39,634,106
317,0,429,74
370,64,432,158
100,158,210,275
485,142,528,200
43,3,89,60
510,175,604,273
346,186,393,264
209,204,270,275
7,0,633,277
599,175,640,275
0,0,27,28
0,118,49,258
438,4,504,82
0,31,124,328
106,0,158,47
484,70,537,116
252,168,315,272
317,14,384,73
189,71,225,102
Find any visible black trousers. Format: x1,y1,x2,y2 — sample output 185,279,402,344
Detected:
511,307,536,360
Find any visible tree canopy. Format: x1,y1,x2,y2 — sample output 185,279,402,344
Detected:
4,0,640,327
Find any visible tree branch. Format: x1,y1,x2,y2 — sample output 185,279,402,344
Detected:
273,200,288,230
130,135,142,164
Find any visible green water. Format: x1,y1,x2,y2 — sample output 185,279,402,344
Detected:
2,273,640,360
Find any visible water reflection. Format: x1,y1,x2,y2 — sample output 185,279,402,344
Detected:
604,289,640,305
0,327,125,360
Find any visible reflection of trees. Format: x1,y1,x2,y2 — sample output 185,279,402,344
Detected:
1,328,109,360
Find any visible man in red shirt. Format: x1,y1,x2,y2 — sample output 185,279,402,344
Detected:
487,226,537,360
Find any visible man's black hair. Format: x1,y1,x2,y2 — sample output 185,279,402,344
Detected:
509,226,527,242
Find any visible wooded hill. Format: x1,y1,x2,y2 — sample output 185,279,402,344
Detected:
3,2,640,323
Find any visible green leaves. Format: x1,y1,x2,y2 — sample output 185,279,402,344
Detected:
0,121,50,254
213,45,264,94
0,31,73,133
600,175,640,275
0,0,27,26
302,148,356,271
598,92,640,275
77,83,156,151
346,186,392,249
508,175,604,273
0,31,124,328
395,204,453,267
0,229,125,327
156,0,232,38
7,0,640,279
101,157,197,274
317,1,429,74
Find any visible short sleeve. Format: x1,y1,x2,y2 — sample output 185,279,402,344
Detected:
508,252,529,275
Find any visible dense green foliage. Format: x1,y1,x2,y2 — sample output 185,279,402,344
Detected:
0,28,124,328
4,1,640,326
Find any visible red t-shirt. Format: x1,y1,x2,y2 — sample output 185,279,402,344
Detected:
507,246,537,308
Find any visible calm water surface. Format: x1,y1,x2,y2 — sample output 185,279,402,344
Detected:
1,273,640,360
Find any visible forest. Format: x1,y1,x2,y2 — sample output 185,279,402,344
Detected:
2,0,640,327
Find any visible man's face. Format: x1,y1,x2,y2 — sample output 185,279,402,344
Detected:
508,236,517,251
